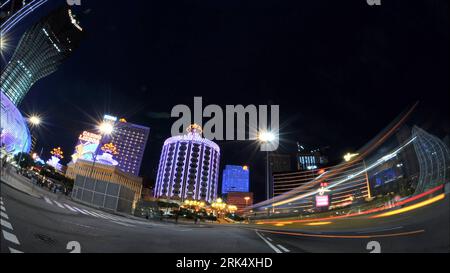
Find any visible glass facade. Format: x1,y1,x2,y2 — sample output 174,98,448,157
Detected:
0,92,31,154
221,165,250,194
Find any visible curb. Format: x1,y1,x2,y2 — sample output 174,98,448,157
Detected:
0,179,42,199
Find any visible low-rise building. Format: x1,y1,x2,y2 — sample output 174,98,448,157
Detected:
223,192,253,214
66,159,143,213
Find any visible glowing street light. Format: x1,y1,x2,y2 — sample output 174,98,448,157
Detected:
0,35,9,52
98,121,114,135
258,131,276,143
343,152,359,162
244,196,250,207
258,130,278,200
28,115,41,126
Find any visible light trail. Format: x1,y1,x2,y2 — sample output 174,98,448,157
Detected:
257,229,425,239
304,221,332,226
270,136,417,208
371,194,445,218
247,103,419,212
255,184,444,225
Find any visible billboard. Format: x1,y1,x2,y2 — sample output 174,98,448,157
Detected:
71,131,102,162
315,195,329,207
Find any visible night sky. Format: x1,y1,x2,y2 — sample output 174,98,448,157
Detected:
6,0,449,202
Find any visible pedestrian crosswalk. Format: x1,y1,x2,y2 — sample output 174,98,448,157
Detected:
0,197,23,253
40,196,137,227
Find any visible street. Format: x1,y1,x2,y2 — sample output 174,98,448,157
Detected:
1,173,449,253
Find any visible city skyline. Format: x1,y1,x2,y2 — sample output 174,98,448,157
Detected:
0,0,448,256
3,1,448,203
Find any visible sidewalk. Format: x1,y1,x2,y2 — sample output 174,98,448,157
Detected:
1,169,43,198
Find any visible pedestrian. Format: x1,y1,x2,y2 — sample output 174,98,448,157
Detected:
175,211,179,224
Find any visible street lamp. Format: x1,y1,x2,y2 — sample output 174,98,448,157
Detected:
17,115,42,169
83,120,115,185
343,152,372,199
244,196,250,207
28,115,41,126
98,121,114,135
258,130,277,200
343,152,359,162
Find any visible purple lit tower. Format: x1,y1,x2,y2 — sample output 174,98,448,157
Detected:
154,124,220,203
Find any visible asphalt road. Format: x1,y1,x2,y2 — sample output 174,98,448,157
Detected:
1,175,449,253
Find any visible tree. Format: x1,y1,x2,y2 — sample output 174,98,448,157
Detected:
14,152,34,169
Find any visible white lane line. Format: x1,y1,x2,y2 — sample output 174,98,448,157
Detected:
266,237,273,241
44,197,53,205
81,209,101,218
1,211,9,219
96,213,118,221
53,200,65,209
88,211,109,219
72,207,89,215
255,230,282,253
2,230,20,245
1,205,5,211
1,219,13,230
63,204,78,213
111,220,135,227
277,244,290,253
9,247,23,253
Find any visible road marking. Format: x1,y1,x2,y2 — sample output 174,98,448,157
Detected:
97,213,118,220
81,209,101,217
9,247,23,253
255,230,282,253
0,211,8,219
63,204,78,212
2,230,20,245
44,197,53,205
53,200,65,209
72,207,89,215
88,211,109,219
1,219,13,230
277,244,290,252
266,237,273,241
1,205,5,211
111,220,135,227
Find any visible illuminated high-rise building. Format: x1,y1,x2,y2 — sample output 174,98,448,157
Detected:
221,165,250,194
1,6,84,105
154,124,221,203
109,118,150,176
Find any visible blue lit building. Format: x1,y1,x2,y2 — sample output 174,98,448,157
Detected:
0,92,31,154
221,165,250,194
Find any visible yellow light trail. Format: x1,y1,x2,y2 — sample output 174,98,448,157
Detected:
371,194,445,218
304,221,332,226
257,229,425,239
